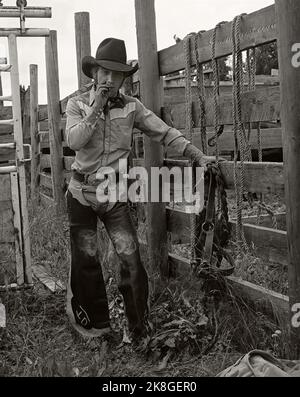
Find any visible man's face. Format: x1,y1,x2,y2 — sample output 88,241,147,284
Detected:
93,66,125,98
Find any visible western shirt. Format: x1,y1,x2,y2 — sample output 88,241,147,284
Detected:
65,87,190,174
65,87,190,206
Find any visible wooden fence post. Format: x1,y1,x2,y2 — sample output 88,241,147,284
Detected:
275,0,300,358
29,64,39,201
45,30,65,214
75,12,91,89
135,0,168,279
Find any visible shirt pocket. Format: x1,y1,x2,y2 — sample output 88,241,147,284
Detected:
110,118,133,151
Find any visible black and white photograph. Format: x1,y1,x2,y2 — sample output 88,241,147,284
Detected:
0,0,300,383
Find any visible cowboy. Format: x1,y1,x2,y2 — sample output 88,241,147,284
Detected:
65,38,216,341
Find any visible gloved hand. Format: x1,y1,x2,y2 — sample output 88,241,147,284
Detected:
183,144,225,171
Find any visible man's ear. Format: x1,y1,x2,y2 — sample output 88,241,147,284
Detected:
91,67,98,83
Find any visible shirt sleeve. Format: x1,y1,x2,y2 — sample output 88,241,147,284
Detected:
133,98,190,156
65,98,103,151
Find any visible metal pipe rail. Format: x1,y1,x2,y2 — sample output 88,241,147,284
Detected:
0,165,17,174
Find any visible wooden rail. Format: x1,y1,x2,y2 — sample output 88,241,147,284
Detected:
132,158,284,195
166,207,287,266
158,5,277,75
163,86,280,128
168,253,289,321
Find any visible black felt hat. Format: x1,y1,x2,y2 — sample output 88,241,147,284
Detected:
82,38,138,78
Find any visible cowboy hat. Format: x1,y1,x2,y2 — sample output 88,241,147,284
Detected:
82,38,139,79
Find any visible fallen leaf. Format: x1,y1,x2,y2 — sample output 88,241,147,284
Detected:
164,338,176,348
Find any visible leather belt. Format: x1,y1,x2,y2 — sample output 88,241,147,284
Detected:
72,170,121,185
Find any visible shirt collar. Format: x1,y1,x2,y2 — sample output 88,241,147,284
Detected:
89,86,125,110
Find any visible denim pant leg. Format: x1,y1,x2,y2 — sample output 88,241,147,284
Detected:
66,191,110,330
102,202,149,335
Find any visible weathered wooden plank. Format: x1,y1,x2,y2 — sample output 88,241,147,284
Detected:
231,222,287,265
163,86,281,129
40,192,55,208
276,0,300,355
64,171,72,184
163,75,280,90
6,34,31,283
39,131,68,150
158,5,277,75
30,64,40,199
10,172,24,285
220,161,284,194
135,0,168,278
170,128,283,156
38,104,48,121
40,154,51,170
64,156,75,171
134,159,284,195
0,106,12,119
21,87,31,143
39,172,53,191
0,134,14,144
238,212,286,230
168,253,288,320
166,207,287,265
75,12,91,89
0,125,13,135
39,118,66,132
0,145,15,162
45,31,65,213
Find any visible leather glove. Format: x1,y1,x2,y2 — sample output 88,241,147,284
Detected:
183,144,225,171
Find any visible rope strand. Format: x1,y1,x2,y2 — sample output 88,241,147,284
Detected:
184,35,198,269
232,15,249,251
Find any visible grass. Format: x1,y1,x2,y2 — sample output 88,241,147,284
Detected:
0,194,293,377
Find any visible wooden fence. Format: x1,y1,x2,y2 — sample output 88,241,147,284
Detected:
16,3,299,351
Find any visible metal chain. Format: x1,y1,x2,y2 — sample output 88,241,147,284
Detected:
184,35,197,269
194,33,207,155
232,15,248,250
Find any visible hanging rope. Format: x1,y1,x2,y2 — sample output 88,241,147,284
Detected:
246,48,256,149
211,22,226,215
194,33,207,155
232,15,250,250
211,22,224,168
184,35,197,269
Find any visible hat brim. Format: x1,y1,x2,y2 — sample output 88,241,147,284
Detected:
82,56,139,79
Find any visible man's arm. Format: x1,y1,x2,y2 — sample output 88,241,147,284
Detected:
65,86,109,151
65,97,103,151
133,98,216,167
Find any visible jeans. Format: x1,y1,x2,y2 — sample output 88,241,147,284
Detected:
66,189,149,336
